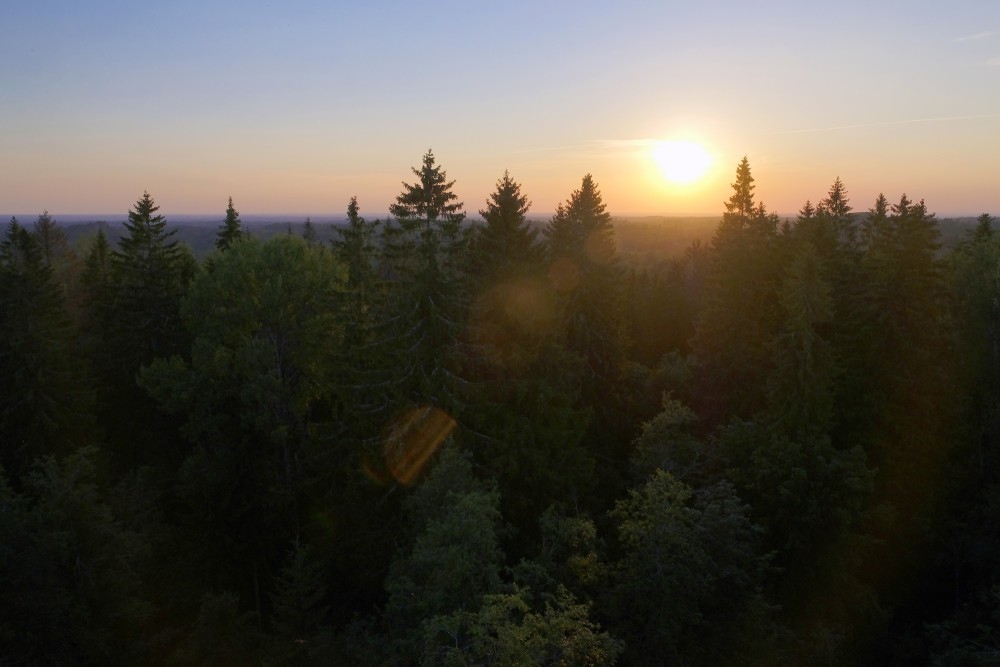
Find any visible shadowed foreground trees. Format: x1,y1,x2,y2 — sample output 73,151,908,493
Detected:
4,155,1000,666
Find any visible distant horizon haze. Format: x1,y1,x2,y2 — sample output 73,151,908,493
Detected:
3,1,999,219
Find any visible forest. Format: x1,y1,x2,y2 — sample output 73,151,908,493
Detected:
3,149,1000,666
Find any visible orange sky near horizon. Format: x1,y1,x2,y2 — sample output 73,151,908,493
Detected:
3,2,999,220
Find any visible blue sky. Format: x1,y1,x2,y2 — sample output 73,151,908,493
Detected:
3,0,999,217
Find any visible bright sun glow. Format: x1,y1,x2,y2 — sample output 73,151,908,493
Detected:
653,140,713,184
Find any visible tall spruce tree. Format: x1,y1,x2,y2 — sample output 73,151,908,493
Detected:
381,150,469,409
333,197,381,352
109,191,193,376
0,219,94,482
543,174,627,502
216,196,243,251
466,170,548,359
98,192,194,468
330,196,393,439
544,174,624,385
475,170,540,282
32,210,74,273
692,157,782,424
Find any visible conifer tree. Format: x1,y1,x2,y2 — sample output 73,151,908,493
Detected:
544,174,624,385
465,170,548,367
333,197,381,351
216,196,243,251
79,228,113,354
330,196,394,441
693,158,781,424
542,174,627,501
974,211,994,240
475,170,541,281
32,210,73,272
109,191,193,376
381,150,469,409
32,210,83,318
817,176,856,249
859,193,951,516
767,241,837,439
0,219,93,481
302,217,317,246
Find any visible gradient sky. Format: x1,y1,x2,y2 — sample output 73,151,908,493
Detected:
3,0,999,218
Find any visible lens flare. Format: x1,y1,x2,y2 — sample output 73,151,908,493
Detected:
383,406,456,485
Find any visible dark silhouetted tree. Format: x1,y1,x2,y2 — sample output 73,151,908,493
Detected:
216,196,243,251
0,219,95,482
693,157,782,424
381,150,469,410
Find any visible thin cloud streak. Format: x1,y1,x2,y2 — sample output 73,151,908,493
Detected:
957,31,994,42
511,139,656,155
509,142,606,154
774,113,1000,135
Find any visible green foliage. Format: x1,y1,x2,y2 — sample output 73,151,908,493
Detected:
422,586,622,666
463,340,594,530
0,218,95,481
381,150,470,410
386,444,503,632
264,539,331,665
0,449,152,665
143,234,339,453
693,157,782,424
6,157,998,665
141,234,341,621
32,210,81,302
473,170,541,284
108,191,196,377
333,196,382,352
609,470,771,665
767,240,838,439
631,395,708,484
544,174,624,385
215,196,243,251
390,149,466,229
516,505,608,598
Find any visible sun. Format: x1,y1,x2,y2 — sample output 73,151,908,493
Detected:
652,140,713,184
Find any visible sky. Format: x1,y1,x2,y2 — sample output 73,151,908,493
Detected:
3,0,1000,219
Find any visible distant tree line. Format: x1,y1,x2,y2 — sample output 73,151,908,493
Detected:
3,149,1000,665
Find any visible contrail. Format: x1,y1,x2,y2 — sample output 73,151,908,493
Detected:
775,113,1000,135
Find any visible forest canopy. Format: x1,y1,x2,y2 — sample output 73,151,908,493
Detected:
2,151,1000,666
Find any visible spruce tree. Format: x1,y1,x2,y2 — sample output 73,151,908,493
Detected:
302,217,317,246
109,191,192,376
216,196,243,251
99,192,194,468
381,150,469,409
331,196,392,437
692,158,782,424
543,174,627,502
333,197,381,351
544,174,624,385
466,170,546,363
0,219,94,482
32,210,71,269
32,210,82,317
474,170,540,282
79,228,113,376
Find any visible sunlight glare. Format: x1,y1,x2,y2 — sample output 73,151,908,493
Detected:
653,140,713,184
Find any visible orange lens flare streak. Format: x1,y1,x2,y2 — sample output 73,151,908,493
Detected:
383,406,456,485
